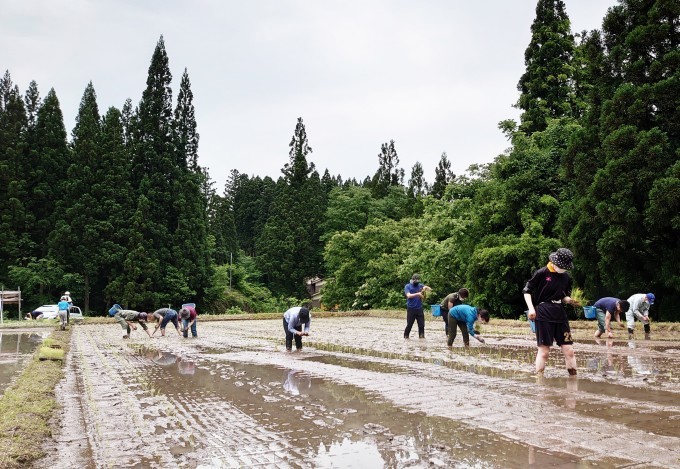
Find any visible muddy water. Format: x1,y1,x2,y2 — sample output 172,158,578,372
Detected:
43,320,680,468
133,348,580,468
0,331,44,395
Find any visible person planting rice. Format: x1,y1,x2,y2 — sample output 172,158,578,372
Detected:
151,307,182,337
439,288,469,335
625,293,654,340
179,304,198,338
523,248,579,376
592,297,629,339
113,309,152,339
283,306,311,352
447,303,489,347
403,274,431,339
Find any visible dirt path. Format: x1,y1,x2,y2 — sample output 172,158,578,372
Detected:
39,318,680,468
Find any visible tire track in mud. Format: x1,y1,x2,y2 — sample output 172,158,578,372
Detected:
74,326,302,468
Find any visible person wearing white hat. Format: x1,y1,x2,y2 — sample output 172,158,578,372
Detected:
523,248,579,376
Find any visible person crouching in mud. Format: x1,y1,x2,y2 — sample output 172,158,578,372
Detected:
151,308,182,337
523,248,578,376
283,306,311,352
114,310,152,339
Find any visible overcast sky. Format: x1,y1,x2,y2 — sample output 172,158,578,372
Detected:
2,0,615,190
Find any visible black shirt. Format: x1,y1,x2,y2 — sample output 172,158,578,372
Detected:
523,266,572,322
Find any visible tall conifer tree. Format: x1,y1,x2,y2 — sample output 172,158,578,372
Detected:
517,0,576,135
0,73,29,280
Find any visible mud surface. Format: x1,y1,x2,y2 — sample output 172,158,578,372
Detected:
39,318,680,468
0,331,45,395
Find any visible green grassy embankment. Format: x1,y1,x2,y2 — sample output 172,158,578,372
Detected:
0,328,70,468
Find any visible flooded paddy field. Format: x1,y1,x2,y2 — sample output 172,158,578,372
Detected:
39,318,680,468
0,331,45,395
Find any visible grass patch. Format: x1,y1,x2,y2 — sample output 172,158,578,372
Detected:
0,329,70,468
38,347,65,361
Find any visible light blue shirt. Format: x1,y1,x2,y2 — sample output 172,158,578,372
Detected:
449,304,479,337
58,300,69,311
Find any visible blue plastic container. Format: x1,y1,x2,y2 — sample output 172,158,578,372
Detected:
108,304,122,317
431,304,441,317
525,311,536,333
583,306,597,319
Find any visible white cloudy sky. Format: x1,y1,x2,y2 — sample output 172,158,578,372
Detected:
2,0,614,190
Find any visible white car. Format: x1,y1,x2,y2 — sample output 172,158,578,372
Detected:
28,304,84,322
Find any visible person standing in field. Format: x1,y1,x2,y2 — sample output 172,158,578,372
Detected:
114,310,152,339
57,296,69,331
283,306,311,352
523,248,578,376
625,293,654,340
403,274,431,339
592,297,629,339
439,288,469,335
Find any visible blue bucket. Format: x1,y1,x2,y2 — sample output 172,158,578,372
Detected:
583,306,597,319
525,311,536,333
108,304,122,317
431,304,441,317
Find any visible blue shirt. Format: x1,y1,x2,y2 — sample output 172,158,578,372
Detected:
283,307,311,334
449,304,479,337
593,297,620,314
404,282,425,309
58,300,69,311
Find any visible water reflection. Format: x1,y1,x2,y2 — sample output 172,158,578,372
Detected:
177,358,195,375
282,370,311,396
314,438,385,468
0,332,44,395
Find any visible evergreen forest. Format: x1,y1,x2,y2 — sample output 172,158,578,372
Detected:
1,0,679,320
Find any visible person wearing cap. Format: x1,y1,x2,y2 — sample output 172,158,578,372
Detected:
283,306,311,351
625,293,654,339
57,296,70,331
447,304,489,347
179,305,198,338
592,297,630,339
63,291,73,305
113,309,152,339
439,288,469,335
404,274,431,339
523,248,579,376
151,308,182,337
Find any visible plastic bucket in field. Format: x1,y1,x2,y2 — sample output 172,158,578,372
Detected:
583,306,597,319
431,304,441,317
525,311,536,333
182,303,196,309
108,304,122,316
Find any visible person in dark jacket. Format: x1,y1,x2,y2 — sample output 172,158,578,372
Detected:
439,288,469,334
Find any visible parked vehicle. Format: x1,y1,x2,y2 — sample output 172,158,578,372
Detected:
27,304,84,322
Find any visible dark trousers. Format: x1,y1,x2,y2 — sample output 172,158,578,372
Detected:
447,317,470,346
284,318,302,350
404,307,425,338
